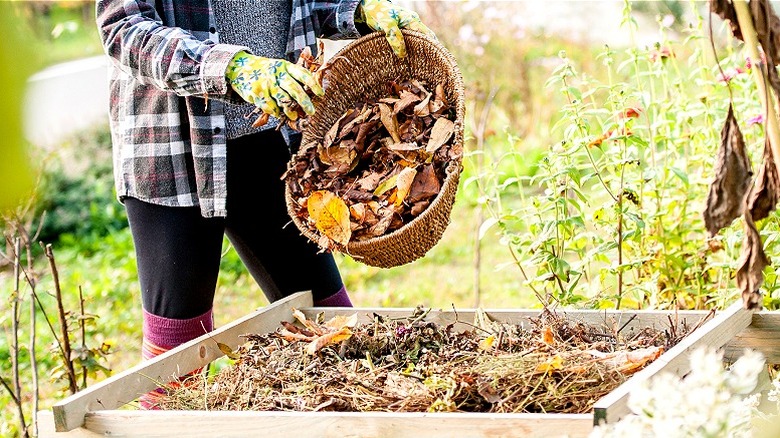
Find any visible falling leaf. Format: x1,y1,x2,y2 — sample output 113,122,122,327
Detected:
306,327,353,355
426,118,455,154
307,191,352,246
535,354,563,373
394,167,418,206
703,105,752,237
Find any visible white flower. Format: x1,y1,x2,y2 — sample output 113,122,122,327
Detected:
727,350,765,395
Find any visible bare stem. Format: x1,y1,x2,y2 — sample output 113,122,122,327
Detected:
10,236,29,437
43,243,78,394
26,236,39,436
79,286,87,389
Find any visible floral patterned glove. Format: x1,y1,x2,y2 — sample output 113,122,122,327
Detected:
226,51,324,120
358,0,435,58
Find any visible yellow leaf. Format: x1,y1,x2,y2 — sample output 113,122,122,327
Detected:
478,335,495,351
394,167,418,206
307,191,352,246
217,342,241,360
373,174,399,197
535,354,563,374
306,327,353,355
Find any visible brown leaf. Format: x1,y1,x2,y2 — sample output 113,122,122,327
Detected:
410,200,430,216
408,164,441,203
426,118,455,154
306,327,352,355
307,190,352,246
414,92,432,117
737,212,769,310
394,90,422,114
703,105,752,237
350,203,367,223
379,103,401,143
748,138,780,221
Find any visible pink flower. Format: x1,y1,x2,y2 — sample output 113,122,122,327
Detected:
746,114,765,126
649,46,674,63
717,67,746,83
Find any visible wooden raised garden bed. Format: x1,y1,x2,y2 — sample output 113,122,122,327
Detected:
38,292,779,438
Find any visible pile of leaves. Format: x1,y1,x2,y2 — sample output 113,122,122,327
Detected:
155,308,708,414
284,79,459,250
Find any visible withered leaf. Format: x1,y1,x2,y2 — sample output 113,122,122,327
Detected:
395,167,418,206
408,164,441,203
426,118,455,154
379,103,401,143
307,190,352,246
306,327,353,355
394,90,422,114
748,138,780,221
703,105,752,237
414,92,432,117
374,174,399,197
410,200,430,216
736,212,769,310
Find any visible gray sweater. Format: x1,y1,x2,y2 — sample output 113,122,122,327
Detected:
213,0,292,139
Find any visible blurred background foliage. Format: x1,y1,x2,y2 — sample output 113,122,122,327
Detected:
2,0,780,436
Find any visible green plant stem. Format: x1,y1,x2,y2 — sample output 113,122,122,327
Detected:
79,286,87,389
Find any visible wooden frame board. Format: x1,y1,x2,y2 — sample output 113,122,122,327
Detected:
39,292,770,438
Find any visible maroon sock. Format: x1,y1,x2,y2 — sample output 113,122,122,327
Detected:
314,285,353,307
140,308,213,409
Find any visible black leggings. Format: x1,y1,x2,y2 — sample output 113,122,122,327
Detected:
125,130,343,319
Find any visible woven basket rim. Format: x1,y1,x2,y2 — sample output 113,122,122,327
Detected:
286,29,465,260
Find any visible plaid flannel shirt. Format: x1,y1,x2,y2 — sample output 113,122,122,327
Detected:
97,0,362,217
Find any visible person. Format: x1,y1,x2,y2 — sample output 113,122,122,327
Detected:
95,0,434,390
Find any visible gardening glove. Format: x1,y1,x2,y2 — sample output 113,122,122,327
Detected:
226,51,324,120
357,0,435,58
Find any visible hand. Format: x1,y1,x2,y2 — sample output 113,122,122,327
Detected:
226,51,324,120
358,0,435,58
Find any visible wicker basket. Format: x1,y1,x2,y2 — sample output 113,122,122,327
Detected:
285,30,465,268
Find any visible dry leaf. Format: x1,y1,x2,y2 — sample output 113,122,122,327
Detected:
217,342,241,360
737,212,769,310
408,164,441,203
541,326,555,345
307,191,352,246
306,327,353,355
748,138,780,221
394,167,418,206
478,335,495,351
426,118,455,154
323,313,359,330
379,103,401,143
703,105,752,237
586,346,664,375
535,354,563,373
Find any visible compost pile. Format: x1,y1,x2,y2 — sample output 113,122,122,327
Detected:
156,308,707,414
283,79,459,250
